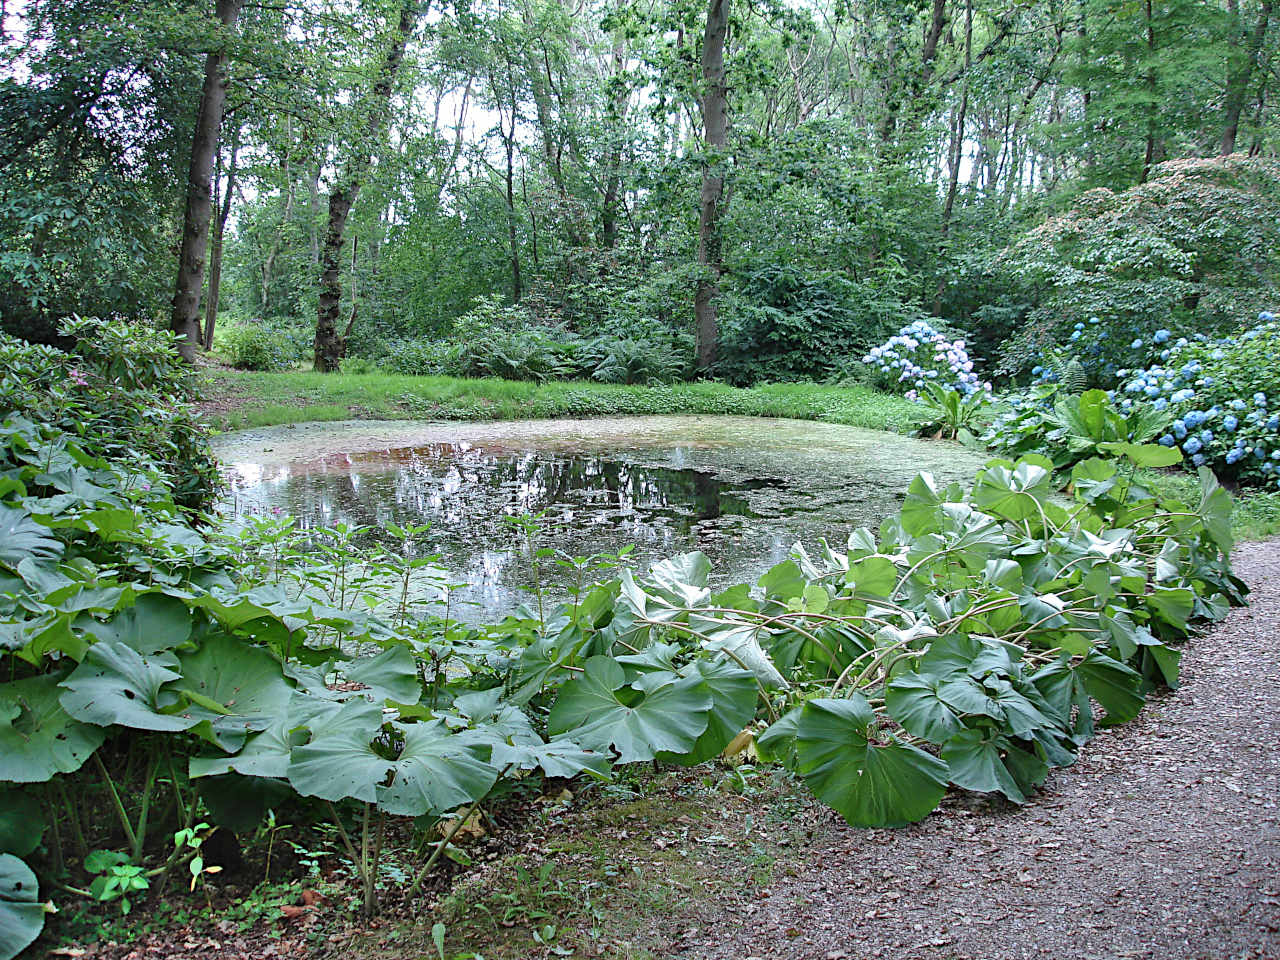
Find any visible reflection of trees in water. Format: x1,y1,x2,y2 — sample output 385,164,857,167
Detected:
226,449,788,607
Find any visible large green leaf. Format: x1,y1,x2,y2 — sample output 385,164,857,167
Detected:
547,656,712,763
177,634,295,751
190,694,336,780
59,637,196,732
376,721,499,816
941,728,1045,803
0,854,42,960
0,505,61,569
972,457,1053,523
794,697,950,827
0,674,104,782
77,593,193,655
659,658,757,765
286,699,387,803
884,672,964,743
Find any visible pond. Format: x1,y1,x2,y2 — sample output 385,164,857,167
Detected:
213,416,987,621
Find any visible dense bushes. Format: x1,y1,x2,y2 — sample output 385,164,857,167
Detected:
216,318,310,371
858,320,990,399
0,316,217,505
991,156,1280,379
366,298,691,385
1117,315,1280,484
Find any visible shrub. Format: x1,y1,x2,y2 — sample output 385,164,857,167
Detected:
1117,313,1280,485
218,319,308,371
859,319,990,400
0,316,218,506
993,155,1280,377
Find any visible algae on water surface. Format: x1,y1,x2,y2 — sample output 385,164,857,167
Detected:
213,416,985,620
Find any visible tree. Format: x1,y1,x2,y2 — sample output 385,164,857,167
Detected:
170,0,245,361
694,0,729,373
314,0,419,373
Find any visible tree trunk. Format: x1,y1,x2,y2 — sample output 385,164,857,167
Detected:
1221,0,1273,155
694,0,729,374
314,1,416,373
169,0,243,361
203,122,239,350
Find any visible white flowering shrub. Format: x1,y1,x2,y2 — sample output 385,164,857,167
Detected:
861,320,990,401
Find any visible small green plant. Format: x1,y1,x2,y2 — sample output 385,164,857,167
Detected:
913,383,992,440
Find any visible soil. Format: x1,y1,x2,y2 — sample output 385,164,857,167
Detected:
677,538,1280,960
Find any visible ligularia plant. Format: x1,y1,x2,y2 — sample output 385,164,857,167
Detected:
861,320,991,401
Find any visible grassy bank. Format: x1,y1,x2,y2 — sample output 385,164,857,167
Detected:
199,368,919,433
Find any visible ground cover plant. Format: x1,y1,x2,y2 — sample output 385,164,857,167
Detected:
0,321,1247,958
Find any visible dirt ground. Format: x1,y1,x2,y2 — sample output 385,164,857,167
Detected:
676,538,1280,960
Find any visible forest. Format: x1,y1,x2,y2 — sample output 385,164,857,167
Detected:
4,0,1279,382
2,0,1280,958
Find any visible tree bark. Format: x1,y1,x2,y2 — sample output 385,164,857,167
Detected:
202,121,239,350
1221,0,1273,155
694,0,729,374
169,0,243,361
314,1,416,373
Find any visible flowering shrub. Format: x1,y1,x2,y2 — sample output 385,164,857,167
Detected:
1030,317,1177,388
1114,313,1280,485
861,320,990,401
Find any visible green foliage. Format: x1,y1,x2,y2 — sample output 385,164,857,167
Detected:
0,316,217,506
984,387,1174,472
995,157,1280,377
913,384,992,441
216,320,309,372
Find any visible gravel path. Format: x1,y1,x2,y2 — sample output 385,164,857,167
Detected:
681,539,1280,960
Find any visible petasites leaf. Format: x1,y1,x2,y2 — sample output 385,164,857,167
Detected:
58,637,196,732
286,699,387,803
547,656,712,763
658,658,757,765
376,721,499,816
0,505,62,569
0,854,42,960
177,634,295,751
884,671,965,743
794,697,950,828
0,674,104,782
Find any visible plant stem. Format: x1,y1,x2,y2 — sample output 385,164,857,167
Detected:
94,752,139,856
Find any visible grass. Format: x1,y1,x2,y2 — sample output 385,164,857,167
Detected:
340,765,814,960
198,368,919,434
1139,469,1280,541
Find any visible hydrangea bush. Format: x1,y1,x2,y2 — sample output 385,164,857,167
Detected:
861,320,991,401
1113,313,1280,484
1030,316,1179,388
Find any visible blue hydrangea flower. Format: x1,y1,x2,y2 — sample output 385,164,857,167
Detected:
1224,415,1238,432
1158,434,1175,447
1183,437,1203,455
1226,448,1244,464
1154,329,1170,343
1192,453,1206,466
1131,339,1143,349
1172,420,1188,440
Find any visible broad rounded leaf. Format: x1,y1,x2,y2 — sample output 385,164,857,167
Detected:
659,658,757,765
941,728,1031,802
59,637,195,732
885,672,964,743
177,634,294,751
0,505,61,569
286,699,387,802
547,656,712,763
376,721,499,816
0,675,104,782
794,697,950,827
0,854,42,960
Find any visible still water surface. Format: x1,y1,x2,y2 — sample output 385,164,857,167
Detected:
214,416,985,620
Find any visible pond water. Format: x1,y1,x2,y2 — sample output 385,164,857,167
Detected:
213,416,987,621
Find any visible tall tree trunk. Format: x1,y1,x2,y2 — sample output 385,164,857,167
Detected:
694,0,728,373
203,122,239,350
1222,0,1273,154
314,1,416,373
169,0,243,361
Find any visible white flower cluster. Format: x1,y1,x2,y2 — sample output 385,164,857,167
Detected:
862,320,990,401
